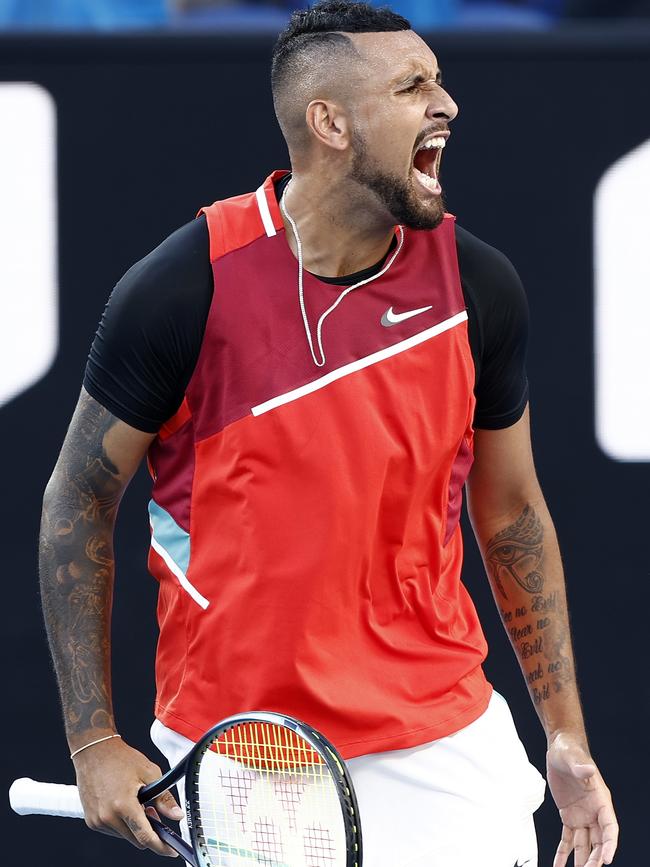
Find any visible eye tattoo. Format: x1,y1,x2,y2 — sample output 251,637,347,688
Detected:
486,505,544,599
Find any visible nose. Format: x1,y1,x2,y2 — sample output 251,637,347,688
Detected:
426,85,459,123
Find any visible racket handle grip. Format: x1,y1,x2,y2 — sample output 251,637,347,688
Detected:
9,778,84,818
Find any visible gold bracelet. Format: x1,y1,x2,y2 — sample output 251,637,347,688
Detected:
70,733,121,759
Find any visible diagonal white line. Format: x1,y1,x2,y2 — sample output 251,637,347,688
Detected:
150,532,210,610
251,310,468,416
255,184,277,238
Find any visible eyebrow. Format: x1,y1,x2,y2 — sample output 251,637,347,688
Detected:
398,68,444,87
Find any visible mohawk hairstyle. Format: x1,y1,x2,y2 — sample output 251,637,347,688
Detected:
271,1,411,98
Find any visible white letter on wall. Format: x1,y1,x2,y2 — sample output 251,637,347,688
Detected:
595,138,650,461
0,82,57,409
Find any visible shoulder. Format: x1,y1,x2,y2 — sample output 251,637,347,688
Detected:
454,223,527,309
84,216,213,433
115,215,211,306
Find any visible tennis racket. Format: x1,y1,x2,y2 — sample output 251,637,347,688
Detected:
9,711,362,867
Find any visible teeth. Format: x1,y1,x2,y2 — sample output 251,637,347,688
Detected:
414,167,440,190
419,136,446,151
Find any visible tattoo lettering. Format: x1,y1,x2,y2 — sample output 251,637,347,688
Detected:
486,508,580,723
532,683,551,704
509,623,532,642
486,505,544,599
521,636,543,659
532,591,557,613
545,647,573,690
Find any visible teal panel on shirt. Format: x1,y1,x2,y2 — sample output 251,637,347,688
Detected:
148,499,190,574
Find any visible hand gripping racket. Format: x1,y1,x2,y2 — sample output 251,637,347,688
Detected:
10,712,362,867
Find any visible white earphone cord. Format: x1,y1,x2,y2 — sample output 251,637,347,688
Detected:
280,184,405,368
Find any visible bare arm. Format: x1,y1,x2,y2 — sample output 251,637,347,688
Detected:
467,406,584,743
40,387,181,855
467,405,618,867
40,388,147,743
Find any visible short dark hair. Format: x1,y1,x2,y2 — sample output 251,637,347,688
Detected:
271,1,411,97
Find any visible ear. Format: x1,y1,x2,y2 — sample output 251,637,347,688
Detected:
305,99,350,151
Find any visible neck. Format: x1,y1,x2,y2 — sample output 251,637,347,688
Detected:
281,170,397,278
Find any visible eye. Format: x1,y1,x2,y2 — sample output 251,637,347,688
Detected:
494,544,518,563
489,542,531,565
488,541,543,571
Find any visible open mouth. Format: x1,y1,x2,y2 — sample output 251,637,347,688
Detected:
412,136,445,195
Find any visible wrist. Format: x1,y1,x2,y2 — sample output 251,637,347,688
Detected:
70,733,121,760
67,723,119,755
546,727,590,753
539,696,588,750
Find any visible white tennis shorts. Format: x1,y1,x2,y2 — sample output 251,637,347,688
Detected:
151,691,546,867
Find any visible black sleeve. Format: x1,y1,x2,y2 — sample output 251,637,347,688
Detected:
455,224,530,430
83,216,213,433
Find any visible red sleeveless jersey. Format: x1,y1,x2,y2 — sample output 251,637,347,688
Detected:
146,171,492,758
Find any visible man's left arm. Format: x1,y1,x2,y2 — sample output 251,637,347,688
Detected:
466,405,618,867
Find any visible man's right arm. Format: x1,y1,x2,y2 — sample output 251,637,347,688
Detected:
39,387,182,856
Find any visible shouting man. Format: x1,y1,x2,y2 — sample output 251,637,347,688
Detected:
40,2,618,866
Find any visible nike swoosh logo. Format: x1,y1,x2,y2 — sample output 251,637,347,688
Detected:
514,860,531,866
380,304,433,327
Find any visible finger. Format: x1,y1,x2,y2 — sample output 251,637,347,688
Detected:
139,764,183,821
84,809,141,843
584,829,604,867
153,788,185,822
89,815,149,849
601,827,619,863
553,826,574,867
574,827,591,867
116,817,150,850
121,809,179,858
584,844,604,867
598,804,619,864
91,824,128,840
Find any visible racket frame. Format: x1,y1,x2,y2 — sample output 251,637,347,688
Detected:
139,711,362,867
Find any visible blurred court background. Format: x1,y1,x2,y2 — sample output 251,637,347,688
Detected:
1,0,649,864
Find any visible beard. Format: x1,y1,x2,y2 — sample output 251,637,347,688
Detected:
348,129,445,231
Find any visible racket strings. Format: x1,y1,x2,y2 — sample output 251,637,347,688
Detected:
219,768,256,834
252,818,283,861
304,825,337,865
193,721,348,866
273,779,307,832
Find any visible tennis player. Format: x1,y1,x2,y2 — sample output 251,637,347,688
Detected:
39,2,618,865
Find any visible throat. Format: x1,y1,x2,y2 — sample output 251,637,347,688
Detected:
283,211,397,278
278,174,400,278
314,235,397,279
312,235,398,284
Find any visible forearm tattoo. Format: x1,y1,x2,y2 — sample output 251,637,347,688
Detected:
487,504,577,722
486,505,544,599
39,393,122,737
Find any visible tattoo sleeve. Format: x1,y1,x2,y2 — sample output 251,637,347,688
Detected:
481,503,587,743
39,392,125,746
